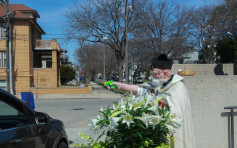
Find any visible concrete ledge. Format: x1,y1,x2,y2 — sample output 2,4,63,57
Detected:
29,85,92,94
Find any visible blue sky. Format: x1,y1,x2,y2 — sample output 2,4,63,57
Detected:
10,0,224,64
11,0,79,64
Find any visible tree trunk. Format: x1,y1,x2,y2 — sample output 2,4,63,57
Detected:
117,57,123,82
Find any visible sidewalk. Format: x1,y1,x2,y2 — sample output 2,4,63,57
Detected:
15,82,123,100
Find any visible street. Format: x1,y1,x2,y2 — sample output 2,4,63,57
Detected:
34,83,122,147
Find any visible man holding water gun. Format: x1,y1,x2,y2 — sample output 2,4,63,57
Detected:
106,54,196,148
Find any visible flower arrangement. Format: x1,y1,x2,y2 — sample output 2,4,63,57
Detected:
74,92,182,148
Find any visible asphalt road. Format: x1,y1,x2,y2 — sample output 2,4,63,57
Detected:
34,85,122,147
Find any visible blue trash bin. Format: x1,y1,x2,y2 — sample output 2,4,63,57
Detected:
21,92,35,109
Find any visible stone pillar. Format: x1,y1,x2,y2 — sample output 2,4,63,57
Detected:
51,39,59,87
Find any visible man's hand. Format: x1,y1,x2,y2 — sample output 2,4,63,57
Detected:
106,82,121,91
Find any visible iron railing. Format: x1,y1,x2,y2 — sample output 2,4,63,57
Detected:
35,40,52,49
224,106,237,148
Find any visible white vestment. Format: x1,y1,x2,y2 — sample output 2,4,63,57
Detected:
138,74,195,148
160,74,196,148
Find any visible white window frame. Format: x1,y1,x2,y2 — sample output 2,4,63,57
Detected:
0,51,6,67
0,23,6,39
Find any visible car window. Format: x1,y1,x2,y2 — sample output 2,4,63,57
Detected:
0,100,23,116
0,99,29,131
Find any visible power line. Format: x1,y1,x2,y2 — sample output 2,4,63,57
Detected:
14,34,67,36
42,34,68,35
11,37,69,40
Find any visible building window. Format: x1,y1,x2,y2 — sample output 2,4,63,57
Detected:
33,51,52,68
0,51,6,67
0,23,6,39
41,55,52,68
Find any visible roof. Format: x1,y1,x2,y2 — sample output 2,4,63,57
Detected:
0,4,44,34
0,4,40,19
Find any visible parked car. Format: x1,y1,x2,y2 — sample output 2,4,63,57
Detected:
133,77,143,84
0,89,69,148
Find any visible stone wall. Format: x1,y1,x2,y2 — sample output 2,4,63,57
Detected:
183,76,237,148
172,64,234,75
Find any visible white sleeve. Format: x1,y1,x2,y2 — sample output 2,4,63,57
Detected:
137,86,149,96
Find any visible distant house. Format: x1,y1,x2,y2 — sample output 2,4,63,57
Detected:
60,49,72,66
0,4,61,93
179,51,199,64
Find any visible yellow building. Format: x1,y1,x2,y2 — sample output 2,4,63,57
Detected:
0,4,91,94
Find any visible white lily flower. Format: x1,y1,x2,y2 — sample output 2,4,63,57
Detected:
129,93,144,103
167,114,183,128
164,124,176,133
112,104,116,110
144,93,156,107
137,95,145,102
88,118,99,131
129,93,136,101
163,114,183,133
108,117,121,132
120,98,126,104
111,103,121,113
128,104,133,110
97,115,101,120
120,104,126,110
147,104,159,115
112,98,128,114
149,115,162,127
128,99,145,110
127,94,146,110
122,112,134,127
135,112,150,128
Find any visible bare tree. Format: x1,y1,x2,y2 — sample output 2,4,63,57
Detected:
134,0,176,55
75,44,103,80
65,0,146,81
188,5,217,63
225,0,237,34
166,4,193,58
75,43,117,80
130,1,192,66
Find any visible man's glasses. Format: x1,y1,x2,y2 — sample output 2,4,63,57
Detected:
151,70,163,77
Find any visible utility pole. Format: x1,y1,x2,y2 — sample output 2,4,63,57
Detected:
2,0,13,93
4,0,10,93
124,0,129,84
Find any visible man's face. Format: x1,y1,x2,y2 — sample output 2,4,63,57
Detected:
152,68,171,79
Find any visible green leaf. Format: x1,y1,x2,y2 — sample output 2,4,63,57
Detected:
135,120,145,129
105,135,110,143
99,111,108,119
96,130,106,142
135,130,143,140
110,110,125,117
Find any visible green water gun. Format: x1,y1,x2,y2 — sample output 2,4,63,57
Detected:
104,81,116,90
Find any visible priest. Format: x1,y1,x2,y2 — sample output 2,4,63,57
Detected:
108,54,196,148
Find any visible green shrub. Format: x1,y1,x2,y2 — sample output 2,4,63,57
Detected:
60,65,76,85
